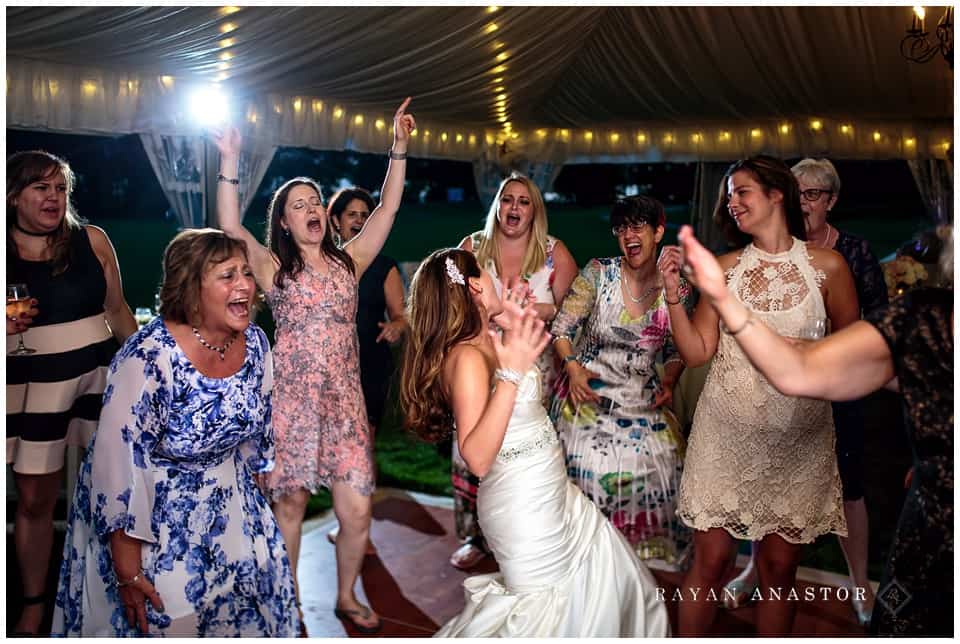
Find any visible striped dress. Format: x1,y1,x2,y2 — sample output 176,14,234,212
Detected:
7,227,119,474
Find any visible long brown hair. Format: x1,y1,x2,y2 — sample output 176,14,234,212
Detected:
712,155,807,248
264,177,354,289
400,248,484,442
474,173,549,278
7,150,84,276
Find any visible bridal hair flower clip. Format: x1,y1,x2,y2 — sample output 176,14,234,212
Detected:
446,257,465,285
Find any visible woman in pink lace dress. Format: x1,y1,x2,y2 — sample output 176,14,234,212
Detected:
212,98,416,634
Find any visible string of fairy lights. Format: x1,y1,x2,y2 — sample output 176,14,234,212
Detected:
56,5,950,159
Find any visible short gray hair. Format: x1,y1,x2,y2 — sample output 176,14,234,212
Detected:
791,158,841,194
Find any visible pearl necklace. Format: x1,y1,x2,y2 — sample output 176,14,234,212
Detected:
621,269,660,304
192,327,238,361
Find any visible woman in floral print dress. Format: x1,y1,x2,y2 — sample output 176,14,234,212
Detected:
551,196,691,570
213,99,416,633
52,230,299,636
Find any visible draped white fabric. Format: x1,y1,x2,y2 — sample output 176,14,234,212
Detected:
6,6,952,165
139,134,207,230
692,162,736,254
235,144,278,224
907,159,954,225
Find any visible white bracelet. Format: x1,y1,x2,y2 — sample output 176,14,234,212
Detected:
494,368,523,386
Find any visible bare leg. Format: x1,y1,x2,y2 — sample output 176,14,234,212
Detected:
14,470,63,634
328,425,377,554
838,498,875,619
331,481,379,629
723,540,760,608
271,489,310,600
677,528,737,636
754,533,803,636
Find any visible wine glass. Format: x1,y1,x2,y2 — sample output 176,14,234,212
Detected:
796,317,826,341
7,283,36,355
134,307,153,327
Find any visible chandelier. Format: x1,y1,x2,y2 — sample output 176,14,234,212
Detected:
901,6,953,68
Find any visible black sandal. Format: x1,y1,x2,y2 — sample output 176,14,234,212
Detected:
10,593,46,637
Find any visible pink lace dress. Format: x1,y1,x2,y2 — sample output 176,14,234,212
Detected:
263,260,375,500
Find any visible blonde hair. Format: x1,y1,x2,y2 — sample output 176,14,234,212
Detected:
474,173,549,278
400,249,484,442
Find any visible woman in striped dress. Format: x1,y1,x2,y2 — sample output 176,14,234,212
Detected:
6,150,137,635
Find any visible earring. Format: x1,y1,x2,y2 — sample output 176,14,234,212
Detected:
283,228,290,237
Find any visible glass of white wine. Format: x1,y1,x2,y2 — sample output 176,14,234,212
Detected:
7,283,36,355
134,307,153,327
796,317,826,341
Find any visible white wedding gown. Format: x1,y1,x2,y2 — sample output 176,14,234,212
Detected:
435,367,670,637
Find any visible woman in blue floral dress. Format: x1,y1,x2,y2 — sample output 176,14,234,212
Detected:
550,196,691,570
52,229,299,636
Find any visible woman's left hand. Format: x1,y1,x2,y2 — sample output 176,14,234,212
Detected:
376,319,405,344
654,382,674,409
392,97,416,151
118,573,165,634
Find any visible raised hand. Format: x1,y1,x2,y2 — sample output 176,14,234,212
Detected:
489,302,550,377
657,245,683,294
392,97,416,150
677,225,729,304
210,125,242,159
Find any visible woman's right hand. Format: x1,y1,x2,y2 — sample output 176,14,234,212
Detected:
565,361,602,405
489,298,550,377
211,125,242,159
657,245,683,294
7,298,38,335
677,225,730,304
118,572,165,634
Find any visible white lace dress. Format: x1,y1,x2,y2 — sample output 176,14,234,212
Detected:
677,238,846,543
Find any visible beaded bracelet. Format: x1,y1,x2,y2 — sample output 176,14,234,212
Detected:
494,368,523,386
216,173,239,185
388,149,407,160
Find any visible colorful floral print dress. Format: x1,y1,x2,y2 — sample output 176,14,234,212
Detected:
550,256,692,569
52,318,299,636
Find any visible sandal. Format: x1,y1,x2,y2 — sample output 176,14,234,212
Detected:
334,605,382,634
449,540,489,570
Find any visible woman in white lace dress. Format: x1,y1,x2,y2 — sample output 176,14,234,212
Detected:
657,156,859,635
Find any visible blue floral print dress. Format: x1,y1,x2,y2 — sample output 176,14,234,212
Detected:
52,317,299,636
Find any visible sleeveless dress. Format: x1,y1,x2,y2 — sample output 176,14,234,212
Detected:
52,319,299,636
7,227,120,474
678,238,846,543
435,367,670,637
263,260,375,501
355,253,400,427
550,257,692,569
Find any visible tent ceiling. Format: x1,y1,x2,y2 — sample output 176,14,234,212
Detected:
6,6,953,163
7,5,952,128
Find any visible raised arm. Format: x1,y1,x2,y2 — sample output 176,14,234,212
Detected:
657,244,729,367
449,296,550,478
343,98,416,279
211,126,277,288
678,225,895,401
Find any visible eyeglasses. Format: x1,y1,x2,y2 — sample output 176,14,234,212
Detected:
799,188,832,201
611,222,649,236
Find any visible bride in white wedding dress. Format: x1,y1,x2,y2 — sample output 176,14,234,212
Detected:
400,248,670,637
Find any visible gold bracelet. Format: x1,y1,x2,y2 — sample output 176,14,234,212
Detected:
116,569,143,588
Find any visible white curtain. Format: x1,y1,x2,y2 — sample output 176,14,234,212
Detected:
691,161,735,254
907,159,953,225
139,133,207,229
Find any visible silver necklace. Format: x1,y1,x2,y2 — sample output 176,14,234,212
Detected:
818,224,835,249
621,269,660,303
192,327,238,361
